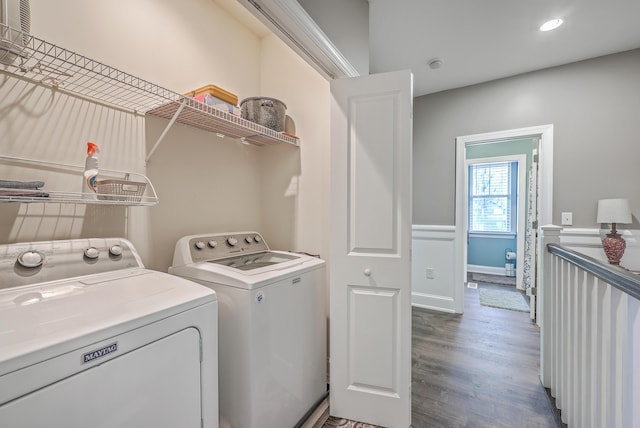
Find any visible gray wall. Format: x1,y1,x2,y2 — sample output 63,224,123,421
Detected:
298,0,369,76
413,49,640,228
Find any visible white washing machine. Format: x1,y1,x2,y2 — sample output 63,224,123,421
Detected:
169,231,326,428
0,238,218,428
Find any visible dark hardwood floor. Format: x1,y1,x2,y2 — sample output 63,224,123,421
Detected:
411,283,563,428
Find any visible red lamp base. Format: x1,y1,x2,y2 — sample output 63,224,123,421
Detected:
602,232,626,265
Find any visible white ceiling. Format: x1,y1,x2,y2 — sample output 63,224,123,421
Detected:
369,0,640,96
218,0,640,97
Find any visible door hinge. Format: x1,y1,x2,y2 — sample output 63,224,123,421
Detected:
533,153,539,163
532,220,538,229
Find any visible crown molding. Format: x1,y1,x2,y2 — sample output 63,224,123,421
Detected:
237,0,360,79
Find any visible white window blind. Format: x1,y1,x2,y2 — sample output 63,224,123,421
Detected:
469,162,512,233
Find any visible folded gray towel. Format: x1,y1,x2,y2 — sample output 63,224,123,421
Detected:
0,189,49,197
0,180,46,189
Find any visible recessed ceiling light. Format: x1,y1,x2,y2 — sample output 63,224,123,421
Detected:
540,18,563,32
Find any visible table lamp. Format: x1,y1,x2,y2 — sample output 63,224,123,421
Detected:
597,198,632,265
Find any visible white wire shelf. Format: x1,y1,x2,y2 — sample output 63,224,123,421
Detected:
0,189,158,206
147,97,301,146
0,24,176,113
0,24,300,148
0,156,159,206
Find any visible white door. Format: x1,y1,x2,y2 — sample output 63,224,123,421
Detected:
329,70,413,428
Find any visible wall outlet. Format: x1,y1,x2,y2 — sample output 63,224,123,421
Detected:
426,268,435,279
561,212,573,226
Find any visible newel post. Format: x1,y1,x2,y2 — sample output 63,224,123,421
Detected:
539,225,562,387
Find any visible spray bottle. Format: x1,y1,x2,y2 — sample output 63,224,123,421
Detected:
82,142,100,200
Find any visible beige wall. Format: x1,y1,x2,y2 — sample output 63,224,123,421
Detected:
413,49,640,228
257,34,330,258
0,0,330,271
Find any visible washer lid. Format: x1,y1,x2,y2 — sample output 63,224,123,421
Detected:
209,251,300,271
169,251,325,290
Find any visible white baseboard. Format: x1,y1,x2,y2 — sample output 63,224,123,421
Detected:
411,292,456,313
467,264,507,276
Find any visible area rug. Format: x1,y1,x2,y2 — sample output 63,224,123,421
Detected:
471,272,516,286
323,417,382,428
479,287,529,312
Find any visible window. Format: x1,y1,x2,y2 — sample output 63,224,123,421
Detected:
468,161,515,233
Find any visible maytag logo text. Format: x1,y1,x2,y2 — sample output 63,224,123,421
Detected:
82,342,118,364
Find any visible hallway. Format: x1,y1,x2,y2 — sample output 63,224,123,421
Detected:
410,283,563,427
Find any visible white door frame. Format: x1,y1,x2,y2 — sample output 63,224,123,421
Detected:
465,154,527,289
454,125,554,314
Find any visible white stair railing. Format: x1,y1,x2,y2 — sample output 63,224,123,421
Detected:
540,226,640,427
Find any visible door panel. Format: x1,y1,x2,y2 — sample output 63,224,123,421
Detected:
348,286,399,392
349,92,398,252
330,70,412,428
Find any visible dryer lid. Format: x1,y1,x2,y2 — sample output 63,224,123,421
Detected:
0,269,216,374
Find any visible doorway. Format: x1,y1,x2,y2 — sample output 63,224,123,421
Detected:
466,154,527,290
454,125,554,321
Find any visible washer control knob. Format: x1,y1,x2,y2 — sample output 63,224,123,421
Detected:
227,237,238,247
194,241,205,250
109,245,123,256
245,236,254,244
254,235,262,243
17,251,44,268
84,247,99,259
208,240,218,248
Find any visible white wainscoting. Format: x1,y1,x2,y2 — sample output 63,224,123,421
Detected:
412,225,640,316
411,225,457,313
559,227,640,270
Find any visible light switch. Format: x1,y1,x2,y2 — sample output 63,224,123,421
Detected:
561,212,573,226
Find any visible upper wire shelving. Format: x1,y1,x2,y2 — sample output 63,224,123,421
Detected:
0,24,300,149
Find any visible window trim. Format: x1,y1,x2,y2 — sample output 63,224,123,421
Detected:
469,232,517,239
464,154,527,251
468,161,515,234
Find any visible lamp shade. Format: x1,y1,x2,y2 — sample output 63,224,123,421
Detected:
597,198,632,224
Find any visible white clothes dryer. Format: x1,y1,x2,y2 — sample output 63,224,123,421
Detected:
0,238,218,428
170,231,326,428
